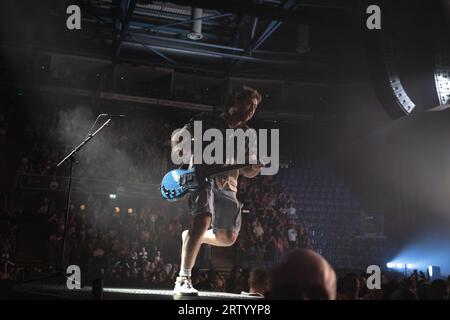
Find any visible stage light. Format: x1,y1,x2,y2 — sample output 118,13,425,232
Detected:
386,262,394,268
396,263,403,269
428,266,441,279
127,208,133,214
114,207,120,214
80,204,86,211
109,194,117,199
406,263,413,269
187,8,203,40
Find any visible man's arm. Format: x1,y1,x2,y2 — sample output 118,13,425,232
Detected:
240,150,263,178
239,126,263,178
240,163,263,178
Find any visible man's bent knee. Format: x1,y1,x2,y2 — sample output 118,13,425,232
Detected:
216,230,238,246
191,213,212,235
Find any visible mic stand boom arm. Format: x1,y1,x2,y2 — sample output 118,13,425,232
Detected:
57,118,112,167
56,117,112,269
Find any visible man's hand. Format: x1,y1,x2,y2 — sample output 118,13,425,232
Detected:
241,163,263,178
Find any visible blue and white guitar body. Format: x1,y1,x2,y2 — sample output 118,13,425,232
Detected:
160,168,202,201
160,163,259,201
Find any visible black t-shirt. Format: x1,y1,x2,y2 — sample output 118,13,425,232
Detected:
183,111,254,169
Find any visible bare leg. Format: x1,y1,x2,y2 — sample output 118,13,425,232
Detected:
175,215,239,295
180,227,238,271
180,213,211,272
201,229,238,247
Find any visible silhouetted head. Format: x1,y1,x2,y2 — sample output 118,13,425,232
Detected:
270,249,337,300
248,267,269,296
228,86,262,127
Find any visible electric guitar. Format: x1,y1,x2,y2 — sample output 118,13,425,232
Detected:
160,163,261,201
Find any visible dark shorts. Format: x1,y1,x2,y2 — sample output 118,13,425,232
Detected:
188,180,242,234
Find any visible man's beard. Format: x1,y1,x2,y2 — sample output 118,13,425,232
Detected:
228,108,253,127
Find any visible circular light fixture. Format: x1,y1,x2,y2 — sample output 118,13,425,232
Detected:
187,32,203,41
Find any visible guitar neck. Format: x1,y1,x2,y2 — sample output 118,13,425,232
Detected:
201,163,255,178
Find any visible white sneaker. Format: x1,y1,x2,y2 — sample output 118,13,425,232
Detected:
173,276,198,296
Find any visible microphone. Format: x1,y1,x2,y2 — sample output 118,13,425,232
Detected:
100,114,127,118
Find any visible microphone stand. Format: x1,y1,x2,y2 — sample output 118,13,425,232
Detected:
16,115,113,288
56,117,112,269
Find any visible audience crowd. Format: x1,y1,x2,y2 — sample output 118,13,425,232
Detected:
1,105,448,299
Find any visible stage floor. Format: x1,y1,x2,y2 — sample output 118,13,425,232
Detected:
11,280,261,300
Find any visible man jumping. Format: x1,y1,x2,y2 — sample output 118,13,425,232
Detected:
171,86,263,296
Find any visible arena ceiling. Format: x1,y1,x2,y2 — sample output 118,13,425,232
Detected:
0,0,360,82
0,0,448,120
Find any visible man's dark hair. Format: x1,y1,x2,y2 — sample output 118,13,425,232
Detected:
234,86,262,104
270,249,336,300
